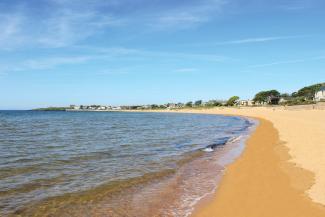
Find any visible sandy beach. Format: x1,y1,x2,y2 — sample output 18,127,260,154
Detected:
154,106,325,216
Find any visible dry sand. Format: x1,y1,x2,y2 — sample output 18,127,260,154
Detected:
158,107,325,216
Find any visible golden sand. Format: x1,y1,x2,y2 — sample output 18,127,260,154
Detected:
142,107,325,216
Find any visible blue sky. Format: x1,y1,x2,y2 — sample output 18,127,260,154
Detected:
0,0,324,109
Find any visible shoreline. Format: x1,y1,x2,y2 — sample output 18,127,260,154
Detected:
192,117,325,217
125,107,325,216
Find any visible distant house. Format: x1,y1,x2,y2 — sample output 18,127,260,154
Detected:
238,100,248,106
238,100,254,106
166,103,177,109
99,106,107,110
175,103,185,108
70,105,80,110
266,95,280,105
254,101,266,106
279,97,288,104
315,87,325,101
247,100,254,106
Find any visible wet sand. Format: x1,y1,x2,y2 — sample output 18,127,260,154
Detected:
137,107,325,216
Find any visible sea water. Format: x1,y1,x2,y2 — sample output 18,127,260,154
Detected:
0,111,256,216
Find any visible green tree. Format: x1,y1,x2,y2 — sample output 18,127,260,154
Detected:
226,96,239,106
280,93,290,98
194,100,202,106
206,100,222,107
296,83,325,99
213,101,222,106
253,90,280,103
186,101,193,107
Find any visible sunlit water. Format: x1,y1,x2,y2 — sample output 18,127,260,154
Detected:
0,111,256,216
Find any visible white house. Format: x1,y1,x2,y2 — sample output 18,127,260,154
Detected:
238,100,248,106
279,98,288,104
99,106,107,110
238,100,254,106
315,87,325,101
70,105,80,110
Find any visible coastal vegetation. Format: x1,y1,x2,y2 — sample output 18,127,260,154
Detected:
33,107,68,111
253,90,280,104
226,96,240,106
33,82,325,111
293,83,325,99
194,100,203,106
186,101,193,107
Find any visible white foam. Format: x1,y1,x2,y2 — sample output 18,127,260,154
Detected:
227,135,242,144
203,147,214,152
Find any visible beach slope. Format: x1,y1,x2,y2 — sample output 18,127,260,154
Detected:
193,117,325,217
177,107,325,217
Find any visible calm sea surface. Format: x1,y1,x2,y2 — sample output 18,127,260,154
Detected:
0,111,255,216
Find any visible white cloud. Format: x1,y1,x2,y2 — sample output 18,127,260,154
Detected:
248,56,325,68
0,45,227,75
158,13,207,27
280,1,313,11
0,0,228,49
0,13,25,49
0,1,125,50
224,36,295,44
37,9,125,48
22,56,93,70
209,35,309,45
149,0,227,29
249,59,305,68
76,46,228,62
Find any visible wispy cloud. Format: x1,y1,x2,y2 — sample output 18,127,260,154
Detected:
222,36,306,44
249,59,306,68
149,0,227,30
190,35,310,46
0,1,126,50
37,9,125,48
22,56,93,70
0,0,229,50
0,46,228,74
0,13,25,50
248,56,325,68
280,1,313,11
157,14,207,28
185,35,311,47
146,51,227,62
78,46,228,62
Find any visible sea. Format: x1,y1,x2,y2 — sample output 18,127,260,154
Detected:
0,111,256,217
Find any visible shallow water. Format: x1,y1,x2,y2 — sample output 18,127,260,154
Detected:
0,111,255,216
